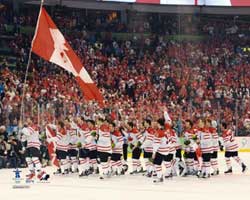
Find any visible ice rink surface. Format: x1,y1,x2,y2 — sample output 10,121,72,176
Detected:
1,153,250,200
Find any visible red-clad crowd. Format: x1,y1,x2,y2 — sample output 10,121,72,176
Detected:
0,4,250,137
1,32,250,136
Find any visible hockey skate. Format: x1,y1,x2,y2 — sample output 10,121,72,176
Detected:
164,173,173,179
69,168,78,174
137,167,146,174
62,169,69,175
53,168,61,175
179,166,186,177
153,177,164,183
197,171,204,178
152,171,157,177
143,171,152,178
122,164,129,172
129,170,137,175
94,167,100,175
120,169,125,175
242,163,247,173
211,170,219,176
202,173,210,179
79,171,89,178
37,171,50,181
224,168,233,174
26,171,35,183
196,170,202,177
99,172,111,180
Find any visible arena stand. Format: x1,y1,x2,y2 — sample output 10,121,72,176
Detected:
0,2,250,169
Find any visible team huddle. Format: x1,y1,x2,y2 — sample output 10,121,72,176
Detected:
20,110,247,183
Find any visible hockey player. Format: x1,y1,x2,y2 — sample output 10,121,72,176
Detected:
87,120,99,175
164,123,175,178
110,123,124,175
196,118,213,178
152,118,169,183
77,117,91,177
21,118,49,181
141,119,155,177
183,119,198,175
127,122,144,174
220,122,247,174
209,119,219,176
169,126,185,177
53,120,70,175
97,118,112,179
67,118,79,173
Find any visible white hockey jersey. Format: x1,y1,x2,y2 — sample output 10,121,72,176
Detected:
222,129,238,152
97,124,112,153
21,126,41,150
210,127,219,152
153,129,169,155
111,131,124,154
55,127,70,152
141,127,154,153
197,128,213,154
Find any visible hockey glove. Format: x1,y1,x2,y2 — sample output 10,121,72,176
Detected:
184,140,191,146
77,142,82,148
91,131,97,137
137,141,142,148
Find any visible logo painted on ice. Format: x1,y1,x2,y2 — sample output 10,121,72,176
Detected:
12,168,31,189
13,168,22,183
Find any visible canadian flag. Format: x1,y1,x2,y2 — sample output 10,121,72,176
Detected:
45,125,59,167
32,7,104,106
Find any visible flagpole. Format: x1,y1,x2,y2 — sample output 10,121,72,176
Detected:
20,0,44,125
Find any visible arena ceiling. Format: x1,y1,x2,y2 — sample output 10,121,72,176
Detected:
24,0,250,14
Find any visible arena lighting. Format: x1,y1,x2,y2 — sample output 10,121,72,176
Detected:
242,47,250,52
101,0,250,6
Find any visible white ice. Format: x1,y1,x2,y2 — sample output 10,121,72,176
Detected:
0,153,250,200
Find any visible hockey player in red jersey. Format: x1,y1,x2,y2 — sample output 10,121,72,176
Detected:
220,122,247,174
21,118,49,181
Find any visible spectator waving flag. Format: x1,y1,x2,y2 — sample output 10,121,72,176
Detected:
32,7,104,106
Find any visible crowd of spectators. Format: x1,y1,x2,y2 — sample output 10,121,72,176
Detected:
1,2,250,168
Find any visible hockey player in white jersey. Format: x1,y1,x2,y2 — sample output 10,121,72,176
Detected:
196,118,213,178
183,119,199,175
21,118,49,181
110,122,124,175
152,118,169,183
68,118,79,173
220,122,247,174
97,118,112,179
209,119,219,176
127,122,144,174
49,120,70,175
141,119,155,177
76,117,92,177
87,120,99,175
